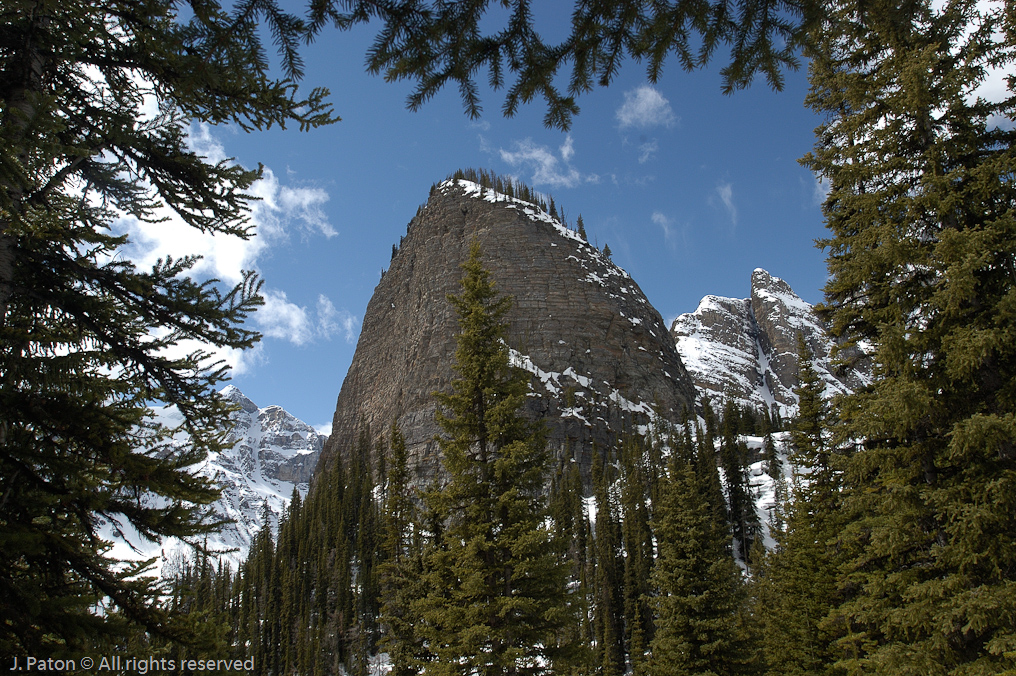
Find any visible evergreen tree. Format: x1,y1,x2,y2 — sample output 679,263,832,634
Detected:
0,0,338,655
547,450,595,672
720,400,761,563
753,336,841,676
648,433,749,675
691,412,729,538
342,0,837,130
619,434,654,673
591,447,626,676
762,434,787,535
412,240,571,675
789,334,828,474
803,1,1016,671
576,215,587,241
379,422,425,676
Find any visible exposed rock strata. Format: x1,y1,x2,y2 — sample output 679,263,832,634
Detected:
321,179,697,486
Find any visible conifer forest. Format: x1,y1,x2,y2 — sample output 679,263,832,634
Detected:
2,0,1014,674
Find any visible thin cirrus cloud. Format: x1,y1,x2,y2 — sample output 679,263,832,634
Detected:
616,86,677,129
715,181,738,225
316,295,359,344
258,291,359,347
638,140,659,164
652,211,688,250
499,134,598,188
652,211,675,241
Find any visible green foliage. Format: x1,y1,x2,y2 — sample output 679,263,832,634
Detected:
226,428,387,675
0,0,337,655
720,400,763,563
619,434,655,673
803,0,1016,672
753,339,843,676
332,0,824,128
412,240,572,674
789,335,828,473
591,447,626,676
548,453,596,673
379,423,426,676
648,427,751,675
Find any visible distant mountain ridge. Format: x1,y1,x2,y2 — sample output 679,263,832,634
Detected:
671,268,870,417
103,386,325,573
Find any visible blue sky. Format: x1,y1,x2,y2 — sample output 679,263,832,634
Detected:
123,17,835,432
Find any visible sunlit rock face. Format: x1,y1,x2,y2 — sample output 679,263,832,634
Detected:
320,179,697,487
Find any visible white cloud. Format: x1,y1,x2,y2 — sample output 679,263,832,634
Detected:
316,294,360,344
616,86,677,129
188,122,228,164
812,174,831,205
146,327,264,377
715,182,738,225
638,140,659,164
314,422,333,436
111,123,345,374
500,134,590,188
256,290,358,346
560,135,575,162
116,123,334,286
258,290,316,345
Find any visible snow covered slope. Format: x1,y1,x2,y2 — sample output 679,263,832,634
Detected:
102,386,325,574
671,269,870,417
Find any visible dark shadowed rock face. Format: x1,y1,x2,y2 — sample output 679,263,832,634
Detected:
670,269,871,417
320,179,697,487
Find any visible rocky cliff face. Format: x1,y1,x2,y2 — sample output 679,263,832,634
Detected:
670,269,870,416
321,179,698,486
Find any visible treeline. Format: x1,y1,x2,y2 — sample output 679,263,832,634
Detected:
164,411,781,675
431,168,595,248
442,168,551,214
159,244,799,675
163,182,1015,674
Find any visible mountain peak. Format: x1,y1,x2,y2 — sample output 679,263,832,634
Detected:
220,384,258,413
672,270,869,416
321,175,696,487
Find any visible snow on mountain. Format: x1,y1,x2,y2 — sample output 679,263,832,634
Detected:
671,269,870,417
101,386,325,575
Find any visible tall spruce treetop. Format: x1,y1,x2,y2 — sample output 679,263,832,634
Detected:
0,0,335,655
789,333,828,474
804,0,1016,672
414,240,570,675
649,428,749,676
